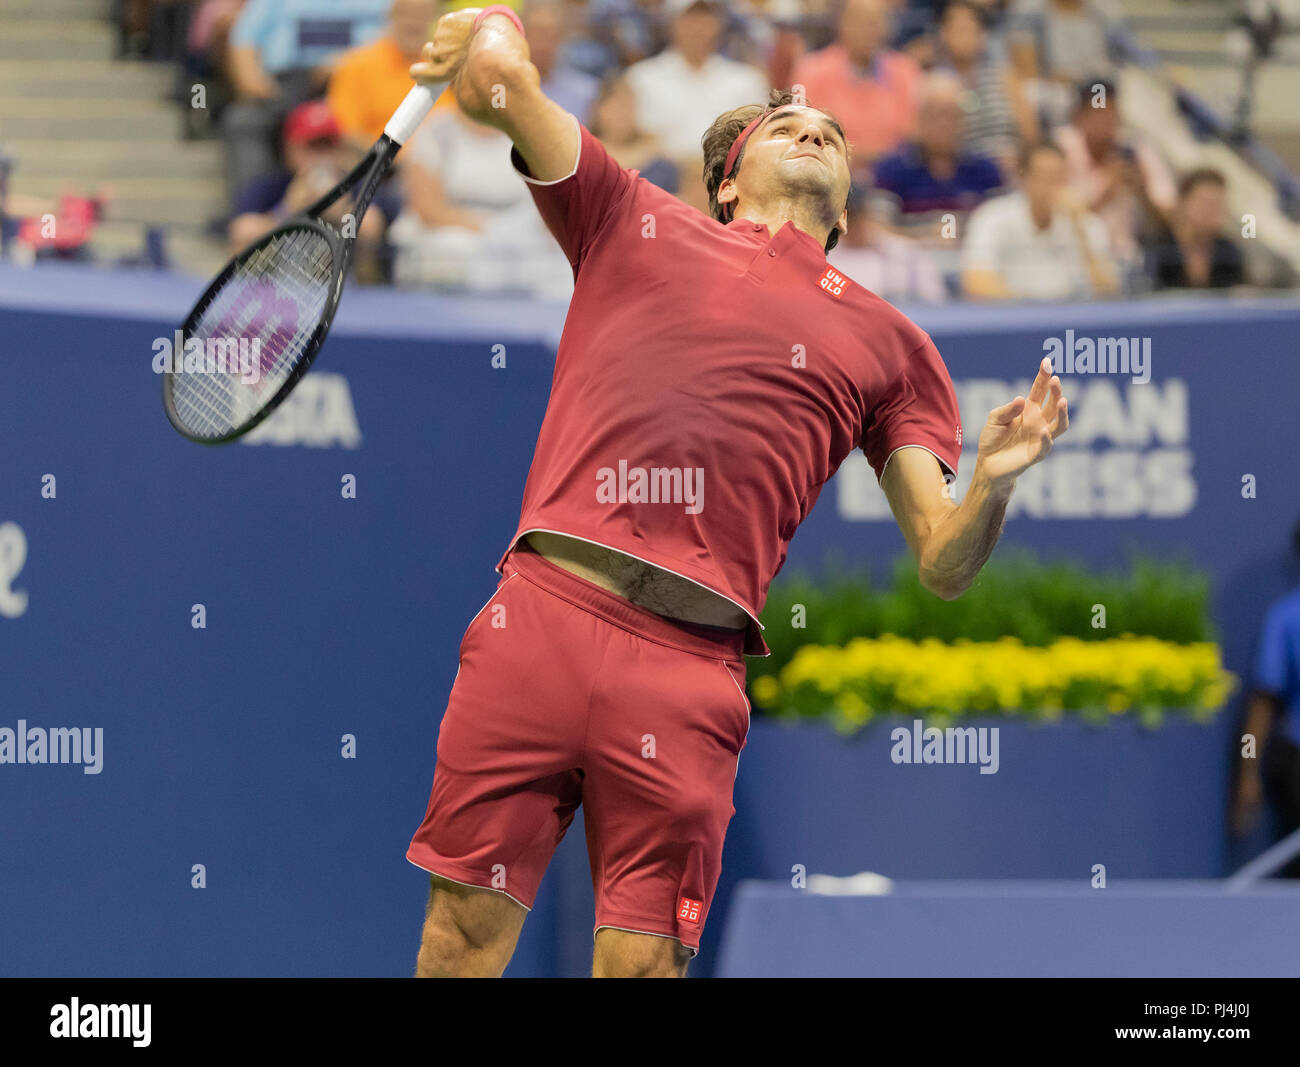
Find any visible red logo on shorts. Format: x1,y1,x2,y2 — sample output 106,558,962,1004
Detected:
817,267,849,298
677,896,703,924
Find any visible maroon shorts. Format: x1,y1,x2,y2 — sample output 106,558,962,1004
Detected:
407,544,751,953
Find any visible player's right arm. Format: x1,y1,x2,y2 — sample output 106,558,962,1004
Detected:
409,7,578,181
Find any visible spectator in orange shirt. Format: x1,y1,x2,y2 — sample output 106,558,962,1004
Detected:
328,0,446,147
789,0,920,176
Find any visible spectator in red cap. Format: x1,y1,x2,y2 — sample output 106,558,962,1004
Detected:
222,0,388,197
227,100,386,278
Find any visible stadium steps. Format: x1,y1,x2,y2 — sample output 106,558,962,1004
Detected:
1,138,223,180
1085,0,1300,269
0,97,185,141
1116,64,1300,273
0,19,117,61
14,175,226,227
0,9,228,274
89,220,227,276
1110,0,1300,175
5,0,114,15
0,59,175,101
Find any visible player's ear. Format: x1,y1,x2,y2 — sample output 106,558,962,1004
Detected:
717,177,738,209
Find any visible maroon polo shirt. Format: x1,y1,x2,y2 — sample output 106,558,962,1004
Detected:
498,120,963,656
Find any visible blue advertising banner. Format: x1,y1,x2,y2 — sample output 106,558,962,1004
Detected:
2,264,1297,976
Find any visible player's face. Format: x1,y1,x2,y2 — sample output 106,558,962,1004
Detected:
735,107,852,227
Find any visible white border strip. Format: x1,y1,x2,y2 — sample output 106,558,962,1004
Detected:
721,660,751,727
878,443,958,482
721,660,751,788
513,113,582,186
594,924,699,959
465,571,521,633
406,856,532,912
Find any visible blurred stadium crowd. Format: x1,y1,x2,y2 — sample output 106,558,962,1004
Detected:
60,0,1300,298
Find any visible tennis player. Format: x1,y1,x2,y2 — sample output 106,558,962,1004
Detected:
406,7,1070,978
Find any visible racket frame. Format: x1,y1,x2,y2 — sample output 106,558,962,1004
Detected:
164,81,444,444
163,215,350,445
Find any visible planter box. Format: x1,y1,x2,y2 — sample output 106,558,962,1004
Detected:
694,713,1235,970
727,714,1231,880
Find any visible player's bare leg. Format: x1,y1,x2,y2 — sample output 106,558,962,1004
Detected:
415,875,526,977
592,929,693,978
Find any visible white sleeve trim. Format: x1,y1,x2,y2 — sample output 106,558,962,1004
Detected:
877,443,958,482
512,112,582,186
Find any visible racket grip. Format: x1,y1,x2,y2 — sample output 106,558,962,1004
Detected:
385,82,445,145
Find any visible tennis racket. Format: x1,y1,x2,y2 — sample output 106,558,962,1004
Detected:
163,81,447,444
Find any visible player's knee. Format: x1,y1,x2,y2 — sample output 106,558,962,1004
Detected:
607,955,689,979
416,878,521,976
416,911,505,976
594,932,691,978
416,913,476,975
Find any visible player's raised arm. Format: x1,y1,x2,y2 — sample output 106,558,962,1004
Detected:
409,6,578,181
881,358,1069,600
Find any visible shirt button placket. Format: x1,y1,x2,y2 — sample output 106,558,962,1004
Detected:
744,231,780,281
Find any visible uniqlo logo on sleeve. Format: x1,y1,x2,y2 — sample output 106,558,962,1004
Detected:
817,267,849,298
677,896,702,924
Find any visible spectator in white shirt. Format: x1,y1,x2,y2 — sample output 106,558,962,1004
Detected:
962,140,1117,301
388,106,573,297
624,0,769,177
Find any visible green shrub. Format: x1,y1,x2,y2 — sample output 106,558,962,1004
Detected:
751,549,1215,686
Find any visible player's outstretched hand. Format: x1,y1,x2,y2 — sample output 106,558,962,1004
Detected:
975,357,1070,489
409,8,481,85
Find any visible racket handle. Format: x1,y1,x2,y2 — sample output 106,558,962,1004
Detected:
385,82,445,146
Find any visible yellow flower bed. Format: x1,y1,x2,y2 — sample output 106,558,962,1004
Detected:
750,635,1236,730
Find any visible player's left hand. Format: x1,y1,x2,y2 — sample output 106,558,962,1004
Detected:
975,357,1069,489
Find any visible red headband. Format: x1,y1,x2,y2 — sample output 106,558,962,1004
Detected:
720,108,772,220
724,110,770,178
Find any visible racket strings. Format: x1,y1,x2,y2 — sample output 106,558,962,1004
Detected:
169,227,337,439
